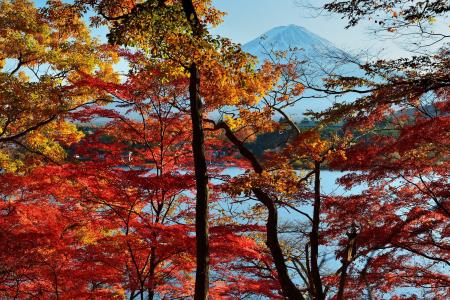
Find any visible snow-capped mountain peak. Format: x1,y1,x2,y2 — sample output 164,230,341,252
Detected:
242,25,358,119
242,24,343,62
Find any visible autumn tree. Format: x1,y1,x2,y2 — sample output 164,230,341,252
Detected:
63,51,279,299
0,47,263,298
1,0,447,299
0,0,118,172
73,68,197,299
209,51,354,299
0,164,127,299
290,0,450,298
72,1,279,298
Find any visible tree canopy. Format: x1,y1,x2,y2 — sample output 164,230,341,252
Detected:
0,0,448,299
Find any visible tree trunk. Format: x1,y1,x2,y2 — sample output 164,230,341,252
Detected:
148,246,157,300
180,1,210,298
148,290,155,300
216,121,304,299
253,188,305,300
189,62,210,300
337,224,357,300
310,161,324,300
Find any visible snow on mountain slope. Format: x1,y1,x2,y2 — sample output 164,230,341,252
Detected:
243,24,342,60
242,24,361,119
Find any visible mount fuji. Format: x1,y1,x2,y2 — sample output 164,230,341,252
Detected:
243,24,344,61
242,25,360,119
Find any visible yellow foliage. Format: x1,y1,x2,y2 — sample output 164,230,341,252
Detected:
0,0,118,172
0,150,24,173
78,226,99,245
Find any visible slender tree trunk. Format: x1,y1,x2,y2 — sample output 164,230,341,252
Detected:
180,1,210,298
310,161,324,300
337,257,349,300
53,270,59,300
337,225,357,300
253,188,305,300
148,289,155,300
216,121,303,299
189,62,210,300
148,246,157,300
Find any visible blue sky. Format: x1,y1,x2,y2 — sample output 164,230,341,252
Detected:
33,0,446,58
212,1,368,45
210,0,408,58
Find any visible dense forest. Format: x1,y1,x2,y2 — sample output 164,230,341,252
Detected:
0,0,448,299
